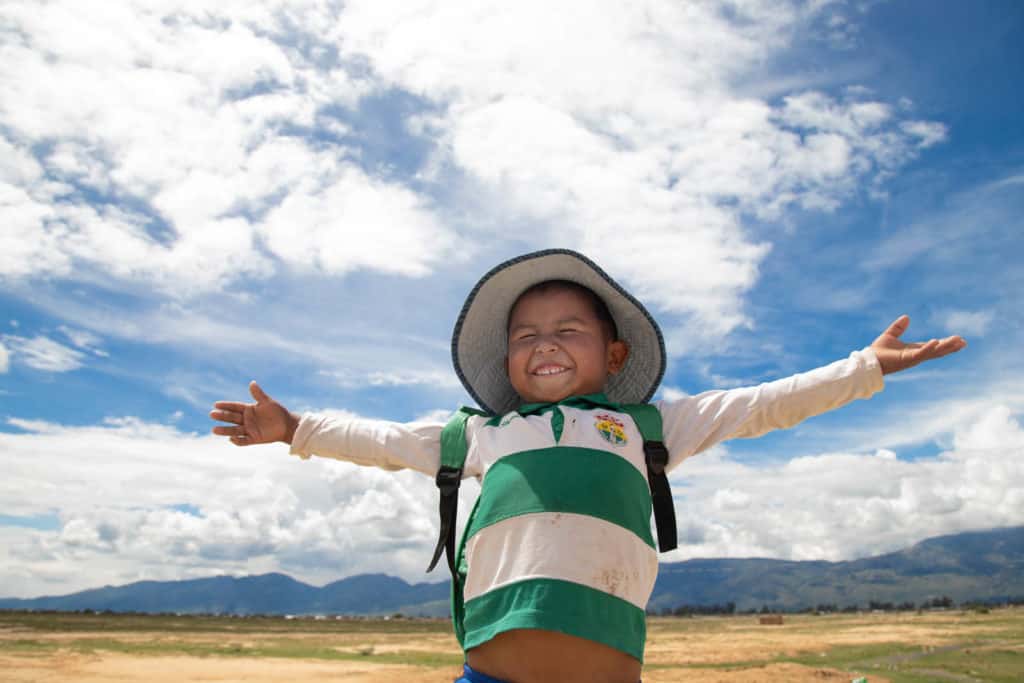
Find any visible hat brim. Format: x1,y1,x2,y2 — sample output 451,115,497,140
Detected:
452,249,666,415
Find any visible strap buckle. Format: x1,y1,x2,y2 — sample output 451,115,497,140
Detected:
643,440,669,474
435,466,463,496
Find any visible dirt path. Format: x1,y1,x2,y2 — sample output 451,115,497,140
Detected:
0,652,455,683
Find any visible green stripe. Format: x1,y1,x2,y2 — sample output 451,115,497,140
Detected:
462,578,647,661
465,447,654,547
441,406,488,469
551,407,564,442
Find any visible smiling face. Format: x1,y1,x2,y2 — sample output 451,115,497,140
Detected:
506,284,629,405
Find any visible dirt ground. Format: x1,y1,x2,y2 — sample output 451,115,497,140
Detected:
4,609,1021,682
0,652,878,683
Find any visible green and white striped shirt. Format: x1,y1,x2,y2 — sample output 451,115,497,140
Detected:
291,348,884,661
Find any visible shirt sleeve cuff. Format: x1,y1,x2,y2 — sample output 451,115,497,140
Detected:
859,346,885,393
288,412,320,460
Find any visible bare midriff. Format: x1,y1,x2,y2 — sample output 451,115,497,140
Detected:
466,628,641,683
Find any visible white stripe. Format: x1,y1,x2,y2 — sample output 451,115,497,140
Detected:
469,408,649,480
463,512,658,610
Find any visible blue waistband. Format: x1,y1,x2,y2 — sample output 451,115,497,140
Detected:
454,663,508,683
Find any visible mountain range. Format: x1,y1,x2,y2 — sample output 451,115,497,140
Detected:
2,526,1021,616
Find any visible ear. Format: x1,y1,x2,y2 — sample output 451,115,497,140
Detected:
606,340,629,375
504,355,510,377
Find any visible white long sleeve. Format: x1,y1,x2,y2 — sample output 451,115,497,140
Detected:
289,414,446,477
288,348,883,477
657,347,884,470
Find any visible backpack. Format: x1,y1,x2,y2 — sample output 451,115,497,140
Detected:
426,404,677,578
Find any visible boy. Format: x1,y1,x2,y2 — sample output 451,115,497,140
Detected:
211,249,965,683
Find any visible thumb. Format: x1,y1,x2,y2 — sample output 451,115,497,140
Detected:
883,314,910,339
249,380,271,404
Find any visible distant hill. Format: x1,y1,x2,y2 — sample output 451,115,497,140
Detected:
2,526,1021,616
648,525,1024,612
0,572,451,617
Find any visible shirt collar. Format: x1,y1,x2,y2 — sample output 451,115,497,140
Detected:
516,392,621,416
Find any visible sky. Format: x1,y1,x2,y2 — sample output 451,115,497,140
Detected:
1,0,1022,599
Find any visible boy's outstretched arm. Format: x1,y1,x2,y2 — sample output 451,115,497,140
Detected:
870,315,967,375
210,381,300,446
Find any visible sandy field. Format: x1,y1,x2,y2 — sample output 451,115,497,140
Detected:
0,653,873,682
3,608,1021,682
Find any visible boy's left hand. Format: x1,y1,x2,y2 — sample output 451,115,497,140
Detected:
871,314,967,375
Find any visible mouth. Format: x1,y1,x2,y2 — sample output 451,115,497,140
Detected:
531,364,570,376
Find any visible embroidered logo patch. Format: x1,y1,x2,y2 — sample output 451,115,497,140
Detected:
595,413,628,446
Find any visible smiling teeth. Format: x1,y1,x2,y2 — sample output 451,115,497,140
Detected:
534,366,567,375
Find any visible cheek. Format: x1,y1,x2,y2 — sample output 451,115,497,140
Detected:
506,348,528,375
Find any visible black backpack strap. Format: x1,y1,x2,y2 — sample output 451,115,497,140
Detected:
426,407,483,576
621,404,678,553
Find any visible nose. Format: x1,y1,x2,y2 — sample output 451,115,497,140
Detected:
532,334,559,354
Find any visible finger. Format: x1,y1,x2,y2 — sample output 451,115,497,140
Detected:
932,335,967,357
214,401,251,412
249,381,271,404
883,314,910,339
943,335,967,349
229,435,250,447
910,339,941,362
212,425,246,437
209,409,242,425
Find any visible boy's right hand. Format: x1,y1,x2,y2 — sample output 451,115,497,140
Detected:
210,381,299,446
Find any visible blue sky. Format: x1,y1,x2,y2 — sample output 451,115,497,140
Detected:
1,0,1022,599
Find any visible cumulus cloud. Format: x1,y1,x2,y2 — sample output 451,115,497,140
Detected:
3,400,1023,598
0,0,458,296
0,414,478,598
332,0,947,344
667,404,1024,562
258,164,459,278
1,0,947,345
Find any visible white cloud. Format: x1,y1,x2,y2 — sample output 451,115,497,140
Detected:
0,414,477,598
1,335,86,372
953,405,1024,452
0,0,949,354
0,341,8,373
258,164,460,278
776,376,1024,459
415,408,457,424
900,120,948,148
938,309,995,338
657,386,690,402
0,182,70,279
3,398,1023,598
665,404,1024,563
321,367,461,390
0,0,466,296
58,325,109,357
332,0,947,344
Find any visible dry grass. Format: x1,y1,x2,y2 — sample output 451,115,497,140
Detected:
1,608,1021,682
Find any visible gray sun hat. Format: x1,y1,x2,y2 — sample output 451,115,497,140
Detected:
451,249,666,415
